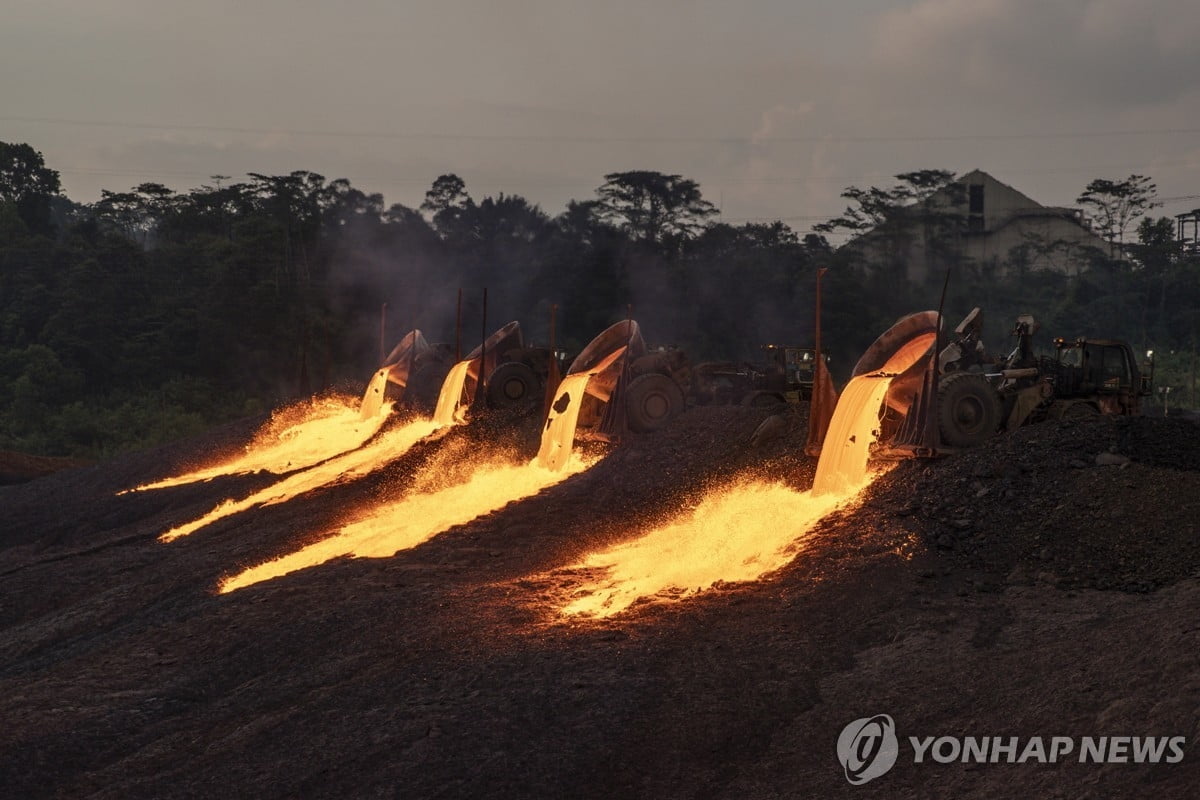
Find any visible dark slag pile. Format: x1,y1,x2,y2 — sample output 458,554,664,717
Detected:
867,414,1200,592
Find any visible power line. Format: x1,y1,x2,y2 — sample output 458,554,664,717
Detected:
50,157,1200,190
6,114,1200,144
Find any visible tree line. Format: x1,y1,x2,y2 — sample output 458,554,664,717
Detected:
2,142,1197,457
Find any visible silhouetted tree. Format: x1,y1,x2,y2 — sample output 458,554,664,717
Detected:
816,169,965,283
595,171,716,245
1076,174,1159,259
0,141,62,236
421,174,473,240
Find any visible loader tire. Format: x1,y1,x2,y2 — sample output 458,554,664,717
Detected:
741,390,785,408
1061,401,1100,419
937,372,1001,448
487,361,540,408
626,373,685,433
407,362,449,414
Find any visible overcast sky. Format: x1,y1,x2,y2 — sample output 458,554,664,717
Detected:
4,0,1200,241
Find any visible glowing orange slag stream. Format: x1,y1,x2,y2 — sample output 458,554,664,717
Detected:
812,331,935,496
559,331,936,618
358,368,392,420
536,373,593,471
127,395,393,493
537,346,628,472
809,375,893,496
561,481,847,617
159,353,487,544
158,418,438,542
432,360,473,426
215,348,612,591
218,452,593,593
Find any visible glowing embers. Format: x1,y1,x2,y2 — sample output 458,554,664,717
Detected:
559,360,906,617
159,418,438,542
129,395,393,492
560,481,849,618
218,452,593,593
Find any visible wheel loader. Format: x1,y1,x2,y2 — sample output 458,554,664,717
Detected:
359,330,454,419
689,345,829,407
453,321,569,412
856,308,1154,454
364,322,570,418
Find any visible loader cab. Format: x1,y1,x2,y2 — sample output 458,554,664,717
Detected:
761,346,829,400
1051,338,1151,413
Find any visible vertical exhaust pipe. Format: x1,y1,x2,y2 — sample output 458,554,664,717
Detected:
474,288,489,407
805,267,837,456
544,303,561,417
379,302,388,366
455,288,462,362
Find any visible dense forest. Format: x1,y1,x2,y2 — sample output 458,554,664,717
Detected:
2,141,1198,457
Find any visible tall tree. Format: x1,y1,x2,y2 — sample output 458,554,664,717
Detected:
0,142,62,235
1076,174,1159,259
595,171,716,244
92,183,179,246
816,169,965,282
421,174,473,239
1129,216,1184,343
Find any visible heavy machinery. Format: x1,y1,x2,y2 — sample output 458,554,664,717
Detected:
597,340,829,431
689,345,828,407
360,330,453,419
448,320,568,412
566,320,698,436
370,317,829,435
544,326,836,439
537,319,699,445
858,308,1154,454
365,322,568,418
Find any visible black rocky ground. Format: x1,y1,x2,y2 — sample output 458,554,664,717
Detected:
0,400,1197,798
873,415,1200,592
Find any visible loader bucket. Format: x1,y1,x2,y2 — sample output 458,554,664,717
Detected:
567,319,646,440
360,329,431,419
432,321,526,425
536,320,644,470
849,311,942,456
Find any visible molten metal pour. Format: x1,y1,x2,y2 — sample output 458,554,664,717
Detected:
127,395,393,493
558,331,938,618
537,345,629,471
158,419,438,542
218,452,593,592
432,360,473,427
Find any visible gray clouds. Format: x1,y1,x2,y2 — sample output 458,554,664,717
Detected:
868,0,1200,108
2,0,1198,230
